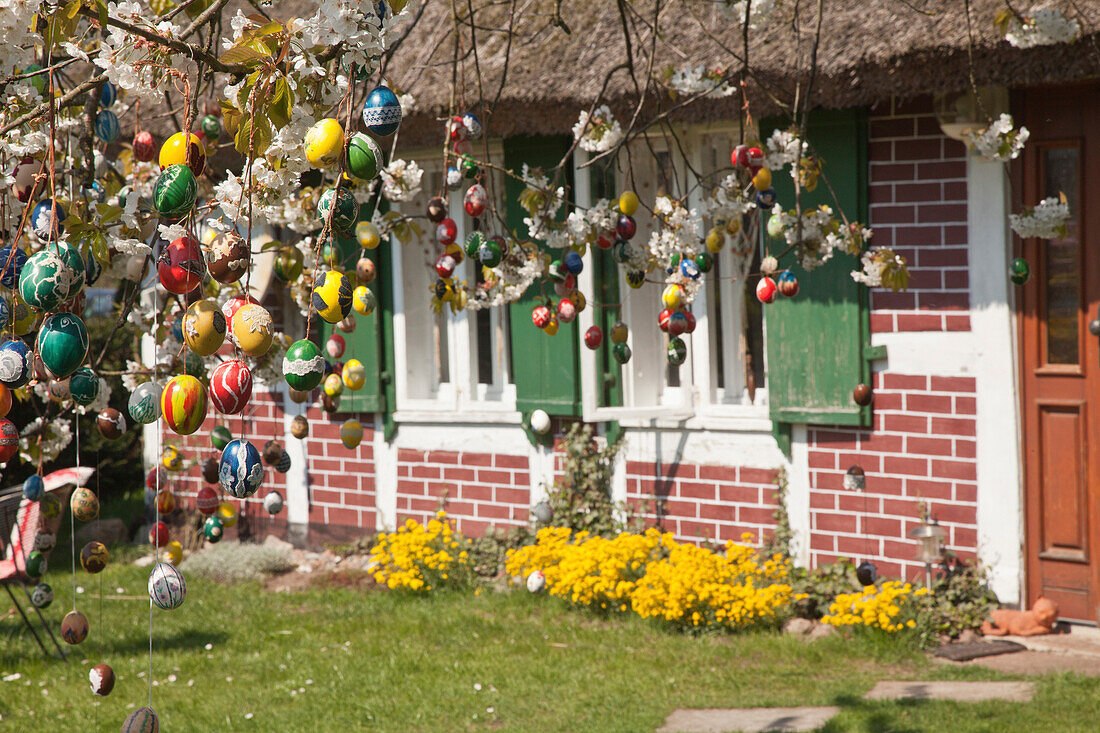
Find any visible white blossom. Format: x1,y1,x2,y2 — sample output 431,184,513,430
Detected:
966,113,1029,162
1005,8,1081,49
1010,197,1071,239
572,105,623,153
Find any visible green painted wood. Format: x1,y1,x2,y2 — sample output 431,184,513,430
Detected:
588,158,625,411
503,135,582,416
762,108,871,429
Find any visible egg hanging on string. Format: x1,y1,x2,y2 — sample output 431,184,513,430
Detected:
219,439,264,498
362,85,402,136
283,339,326,392
209,359,252,415
160,374,208,435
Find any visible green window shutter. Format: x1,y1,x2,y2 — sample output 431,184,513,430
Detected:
763,108,871,431
588,160,624,410
503,135,582,417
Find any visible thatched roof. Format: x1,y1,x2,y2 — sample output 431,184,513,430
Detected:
362,0,1100,146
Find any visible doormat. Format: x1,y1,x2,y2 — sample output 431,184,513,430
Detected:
933,640,1027,662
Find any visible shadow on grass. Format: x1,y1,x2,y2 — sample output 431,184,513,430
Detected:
818,693,927,733
0,626,228,666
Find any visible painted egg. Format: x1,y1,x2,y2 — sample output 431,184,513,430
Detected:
583,326,603,350
346,132,383,179
527,570,546,593
0,246,27,288
612,240,633,263
61,610,88,645
128,381,162,424
612,341,632,364
437,218,458,246
23,474,44,501
1010,257,1030,285
343,358,366,391
680,258,701,280
777,270,799,297
146,465,168,491
197,485,219,513
31,582,53,608
149,562,186,610
304,118,345,168
206,231,250,284
70,487,100,522
11,299,39,336
460,153,479,178
668,311,690,337
556,298,576,323
317,186,359,231
667,336,688,366
81,541,109,573
82,250,104,288
275,245,304,282
356,221,381,250
31,198,66,241
610,321,629,344
262,440,283,465
90,663,115,697
563,251,584,276
356,257,377,284
353,286,375,316
463,231,485,258
755,187,777,208
313,270,353,324
362,85,402,136
695,251,714,273
434,253,456,279
427,196,448,223
340,419,364,449
461,112,482,139
95,109,120,143
0,418,18,462
26,549,47,576
283,338,326,391
149,520,170,547
532,304,552,329
209,359,252,414
337,315,357,333
291,414,309,439
275,450,292,473
20,244,85,312
221,294,260,344
756,276,778,304
158,235,206,294
323,372,344,398
182,299,226,356
161,374,208,435
155,489,176,514
12,157,37,202
446,166,462,188
217,501,239,528
0,339,33,388
0,383,9,418
219,438,264,498
133,131,156,161
326,333,346,358
625,270,645,289
618,190,639,216
203,515,224,543
37,313,89,379
153,164,197,219
264,491,284,514
530,409,551,434
464,184,487,218
201,114,221,139
231,303,273,357
478,238,502,267
543,315,559,336
683,311,697,334
616,214,636,240
661,284,685,310
201,457,220,484
0,294,9,331
96,407,126,439
211,424,233,450
159,131,206,176
658,308,672,332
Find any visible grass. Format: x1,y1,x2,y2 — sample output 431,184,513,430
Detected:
3,556,1100,732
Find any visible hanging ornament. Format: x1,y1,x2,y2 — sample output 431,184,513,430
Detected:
1010,257,1030,285
203,515,224,543
128,381,162,425
362,85,402,136
61,610,88,645
133,131,156,162
149,520,170,547
70,487,100,522
30,582,53,608
36,313,89,379
218,501,239,528
158,235,206,294
584,326,603,350
219,439,264,498
777,270,799,297
262,440,283,465
461,112,483,139
326,333,346,359
197,485,219,513
342,359,366,391
340,419,364,449
68,367,100,407
26,549,47,577
23,474,44,501
96,407,126,439
356,257,377,284
612,342,632,365
0,246,27,288
152,164,198,219
477,237,502,267
852,383,873,407
89,664,115,697
161,374,208,435
291,414,309,438
0,418,17,462
755,276,778,304
304,118,345,168
323,372,344,398
667,337,688,366
356,221,382,250
464,184,487,217
346,133,384,180
556,298,576,324
207,231,250,284
264,491,285,515
159,131,206,176
95,109,120,143
283,339,326,391
0,339,33,389
149,562,187,610
353,286,376,316
856,560,878,587
209,360,252,414
312,270,353,324
31,198,66,241
20,244,86,312
318,186,359,231
81,541,109,573
275,245,304,282
182,300,227,356
200,114,222,140
230,303,274,356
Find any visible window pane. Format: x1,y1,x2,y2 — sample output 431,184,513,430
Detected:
475,266,493,384
744,237,764,396
1043,147,1080,365
711,255,725,390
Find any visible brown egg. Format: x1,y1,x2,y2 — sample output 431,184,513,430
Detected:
201,456,220,484
262,439,283,465
90,663,115,696
96,408,126,440
322,393,339,413
852,383,873,407
356,257,376,285
290,414,309,439
206,231,250,284
427,196,447,223
61,610,89,645
288,388,309,404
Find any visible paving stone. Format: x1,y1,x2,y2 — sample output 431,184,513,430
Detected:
956,650,1100,677
656,706,841,732
863,680,1034,702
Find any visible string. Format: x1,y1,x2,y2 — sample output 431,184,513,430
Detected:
70,419,79,611
96,448,103,727
149,280,160,710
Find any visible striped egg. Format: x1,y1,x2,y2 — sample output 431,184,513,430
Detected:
209,359,252,414
160,374,207,435
148,562,186,610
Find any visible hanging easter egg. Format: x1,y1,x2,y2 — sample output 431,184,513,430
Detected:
584,326,603,350
261,439,283,465
852,383,874,407
159,131,206,176
146,465,168,491
128,381,162,424
46,377,70,403
340,419,364,449
201,458,220,484
231,303,273,356
149,562,186,610
81,541,109,573
661,284,685,310
283,339,326,391
181,299,226,356
200,113,222,139
625,270,645,289
70,487,100,522
291,414,309,439
23,474,44,501
221,294,260,342
210,359,252,415
668,310,690,337
616,214,636,240
610,321,629,343
19,244,85,312
618,191,639,216
275,450,292,473
0,339,33,388
355,223,382,253
434,253,456,279
158,235,206,294
351,285,376,317
557,298,577,324
206,231,250,284
529,409,551,435
12,157,37,202
544,316,559,336
133,130,156,161
96,407,126,439
694,251,714,274
30,582,53,608
612,342,631,365
31,198,65,241
161,374,208,435
0,418,17,462
658,308,672,332
612,240,633,264
855,560,878,586
323,372,344,398
343,358,366,391
89,663,115,697
318,186,359,231
312,270,353,324
61,610,88,644
203,515,224,543
667,337,688,366
464,184,487,217
461,112,483,139
356,257,377,284
562,250,583,276
153,164,197,219
0,246,27,289
477,237,502,267
264,491,284,515
37,313,89,379
217,501,239,528
197,485,219,514
362,85,402,136
1010,257,1030,285
26,549,47,577
755,187,777,209
448,115,467,142
149,520,170,547
437,217,458,246
680,258,701,280
756,276,778,304
777,270,799,297
304,118,345,168
219,438,263,498
272,245,304,284
460,153,479,179
336,317,356,333
427,198,448,225
95,109,120,143
326,333,346,359
532,304,552,329
346,132,383,179
0,383,9,419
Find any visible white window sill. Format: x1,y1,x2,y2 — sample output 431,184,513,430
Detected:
391,408,524,425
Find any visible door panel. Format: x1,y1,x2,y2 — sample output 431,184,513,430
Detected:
1019,84,1100,622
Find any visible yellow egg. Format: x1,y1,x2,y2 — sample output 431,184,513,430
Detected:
161,445,183,471
12,298,39,336
661,283,684,310
353,285,375,316
725,217,742,236
161,540,183,566
159,132,204,170
355,221,381,249
705,227,725,253
610,321,629,343
752,167,772,191
323,372,344,397
217,501,239,528
182,299,227,356
231,303,273,357
340,419,363,449
342,359,366,391
304,118,345,168
619,191,639,216
313,270,353,324
544,316,559,336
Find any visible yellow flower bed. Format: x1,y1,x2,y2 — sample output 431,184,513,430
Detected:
820,580,929,632
506,527,800,631
370,511,470,591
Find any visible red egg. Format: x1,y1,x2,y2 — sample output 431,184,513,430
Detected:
209,359,252,415
133,131,156,162
0,418,18,463
658,308,672,332
584,326,603,350
556,298,576,324
326,333,346,359
616,215,636,240
149,520,170,547
746,147,765,167
196,486,219,514
595,232,614,250
756,276,778,304
464,184,487,218
448,116,467,142
668,310,690,336
435,253,456,279
731,145,748,168
683,310,697,334
436,218,457,245
158,235,206,294
531,304,552,329
145,466,168,491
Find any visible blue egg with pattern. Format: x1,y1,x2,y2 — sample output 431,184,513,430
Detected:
564,250,584,275
84,250,103,286
0,246,27,288
22,474,44,501
31,199,65,241
0,339,33,388
755,187,777,209
99,81,117,108
95,110,120,143
218,438,264,499
0,295,9,329
361,85,402,137
679,258,701,280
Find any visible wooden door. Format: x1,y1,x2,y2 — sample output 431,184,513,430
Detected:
1019,84,1100,622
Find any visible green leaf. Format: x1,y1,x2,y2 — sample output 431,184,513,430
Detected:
64,0,81,19
219,45,266,68
94,0,108,27
234,114,272,157
98,204,123,225
90,230,109,268
267,78,293,130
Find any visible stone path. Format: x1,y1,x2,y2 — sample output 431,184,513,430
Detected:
656,707,841,733
863,680,1035,702
949,624,1100,677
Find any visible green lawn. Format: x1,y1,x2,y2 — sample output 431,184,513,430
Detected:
3,554,1100,732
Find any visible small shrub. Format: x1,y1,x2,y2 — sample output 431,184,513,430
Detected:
181,541,295,584
820,580,929,632
370,511,473,591
467,525,533,579
544,423,632,537
912,555,998,644
789,559,862,619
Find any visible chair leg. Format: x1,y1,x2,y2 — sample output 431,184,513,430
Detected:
4,584,49,660
22,587,67,661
